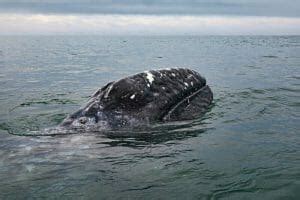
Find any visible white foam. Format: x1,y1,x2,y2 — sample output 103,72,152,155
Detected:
25,165,35,172
184,82,189,86
171,73,176,77
25,146,32,151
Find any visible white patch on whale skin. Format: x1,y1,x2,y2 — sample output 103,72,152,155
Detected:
83,102,99,115
104,83,114,98
188,74,194,79
91,88,101,97
145,71,154,84
130,94,136,99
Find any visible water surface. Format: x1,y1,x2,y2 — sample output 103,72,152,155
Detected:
0,36,299,199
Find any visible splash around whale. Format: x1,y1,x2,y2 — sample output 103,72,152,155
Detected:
60,68,213,132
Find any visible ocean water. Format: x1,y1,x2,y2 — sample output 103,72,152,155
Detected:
0,36,299,199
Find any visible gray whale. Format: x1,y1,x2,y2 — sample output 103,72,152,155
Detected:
60,68,213,130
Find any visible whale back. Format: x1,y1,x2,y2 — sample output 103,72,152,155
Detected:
61,68,213,129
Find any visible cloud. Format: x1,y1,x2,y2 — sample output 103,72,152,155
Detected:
1,14,300,35
0,0,299,17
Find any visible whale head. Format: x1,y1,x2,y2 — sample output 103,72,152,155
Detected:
60,68,213,131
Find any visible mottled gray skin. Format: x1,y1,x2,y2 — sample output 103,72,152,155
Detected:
60,68,213,130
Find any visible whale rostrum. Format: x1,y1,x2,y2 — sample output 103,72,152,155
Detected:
60,68,213,130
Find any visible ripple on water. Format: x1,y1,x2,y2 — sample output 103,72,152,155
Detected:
262,55,279,58
1,36,299,199
10,98,78,111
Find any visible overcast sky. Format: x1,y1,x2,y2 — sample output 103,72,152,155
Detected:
1,0,300,35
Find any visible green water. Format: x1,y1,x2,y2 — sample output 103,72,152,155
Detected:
0,36,299,199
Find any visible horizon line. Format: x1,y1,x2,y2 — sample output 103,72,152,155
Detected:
1,14,300,35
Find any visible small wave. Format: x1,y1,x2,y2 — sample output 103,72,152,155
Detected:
278,87,300,93
262,55,278,58
10,98,77,111
245,65,261,69
211,178,257,199
249,88,266,94
123,184,165,192
288,102,300,107
288,75,300,81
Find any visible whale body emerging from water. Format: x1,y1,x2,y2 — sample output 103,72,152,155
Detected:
60,68,213,130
